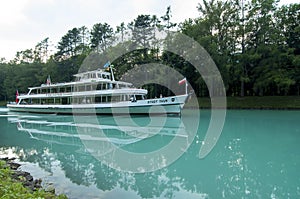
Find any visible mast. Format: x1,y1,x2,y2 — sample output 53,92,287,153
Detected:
185,80,188,95
110,64,115,81
103,61,115,81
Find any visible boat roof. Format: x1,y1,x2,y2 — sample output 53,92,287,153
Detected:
29,68,133,90
73,69,110,77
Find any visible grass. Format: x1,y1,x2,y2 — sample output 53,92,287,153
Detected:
0,101,6,106
0,160,67,199
186,96,300,109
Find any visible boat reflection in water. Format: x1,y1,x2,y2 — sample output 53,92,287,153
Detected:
3,109,300,199
10,114,190,160
6,112,205,199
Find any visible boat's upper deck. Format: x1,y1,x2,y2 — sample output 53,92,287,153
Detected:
74,69,111,82
29,69,132,90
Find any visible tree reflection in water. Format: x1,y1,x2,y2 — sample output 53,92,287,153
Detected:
2,113,207,199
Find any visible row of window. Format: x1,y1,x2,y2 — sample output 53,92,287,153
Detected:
30,83,131,95
20,95,145,105
76,73,110,81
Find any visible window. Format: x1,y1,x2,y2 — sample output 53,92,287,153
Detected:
72,97,79,104
91,84,97,90
107,96,111,102
130,95,136,102
47,98,54,104
52,88,57,93
62,98,68,104
86,85,91,91
136,95,143,100
55,98,61,104
95,97,102,103
111,95,120,102
66,87,72,92
78,85,85,92
32,99,40,104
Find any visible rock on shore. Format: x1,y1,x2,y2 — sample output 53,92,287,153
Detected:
0,157,46,192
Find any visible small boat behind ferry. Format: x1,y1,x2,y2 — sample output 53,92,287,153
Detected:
7,63,189,115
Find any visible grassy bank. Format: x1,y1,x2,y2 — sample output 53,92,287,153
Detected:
0,160,67,199
187,96,300,109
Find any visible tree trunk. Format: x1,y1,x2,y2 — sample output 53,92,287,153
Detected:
241,79,244,97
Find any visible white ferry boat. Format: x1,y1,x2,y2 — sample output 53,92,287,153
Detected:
7,64,189,115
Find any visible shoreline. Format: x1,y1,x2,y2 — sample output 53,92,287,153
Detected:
185,107,300,110
186,96,300,110
1,96,300,110
0,157,67,198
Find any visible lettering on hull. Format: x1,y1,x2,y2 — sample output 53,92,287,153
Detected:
147,99,169,104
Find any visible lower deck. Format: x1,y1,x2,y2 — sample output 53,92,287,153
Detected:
8,95,188,115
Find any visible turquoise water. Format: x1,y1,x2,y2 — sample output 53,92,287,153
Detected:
0,108,300,198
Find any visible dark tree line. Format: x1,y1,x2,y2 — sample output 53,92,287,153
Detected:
0,2,299,101
182,0,300,96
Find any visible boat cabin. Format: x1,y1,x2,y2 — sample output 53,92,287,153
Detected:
17,69,147,106
74,70,111,82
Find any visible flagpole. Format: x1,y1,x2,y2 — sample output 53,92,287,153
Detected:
110,64,115,81
15,90,19,104
185,78,188,95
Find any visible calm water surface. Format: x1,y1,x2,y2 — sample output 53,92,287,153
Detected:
0,108,299,199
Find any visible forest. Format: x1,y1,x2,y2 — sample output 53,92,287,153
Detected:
0,0,299,101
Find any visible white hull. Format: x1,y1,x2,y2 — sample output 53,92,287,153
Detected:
7,95,188,115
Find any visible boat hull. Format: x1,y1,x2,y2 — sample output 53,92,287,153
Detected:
7,95,188,115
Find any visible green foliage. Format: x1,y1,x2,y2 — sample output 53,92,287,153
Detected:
128,14,155,54
90,23,113,52
0,160,67,199
182,0,300,96
0,3,299,101
55,27,89,61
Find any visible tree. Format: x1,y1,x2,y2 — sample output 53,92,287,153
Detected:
90,23,114,52
160,6,176,31
33,37,50,63
128,15,154,49
116,22,126,42
274,3,300,95
55,27,83,60
78,26,91,55
160,6,177,66
196,0,239,94
12,49,34,64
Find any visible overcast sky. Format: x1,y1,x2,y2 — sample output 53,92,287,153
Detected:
0,0,298,61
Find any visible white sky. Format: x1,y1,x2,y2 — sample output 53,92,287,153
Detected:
0,0,298,61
